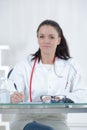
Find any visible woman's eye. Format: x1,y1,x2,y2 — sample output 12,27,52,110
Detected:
39,36,44,38
39,35,55,39
50,36,55,39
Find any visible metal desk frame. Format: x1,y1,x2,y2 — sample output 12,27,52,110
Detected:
0,103,87,114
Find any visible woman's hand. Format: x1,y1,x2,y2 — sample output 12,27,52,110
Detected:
10,92,24,103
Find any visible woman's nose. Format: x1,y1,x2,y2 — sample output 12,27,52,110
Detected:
44,37,50,43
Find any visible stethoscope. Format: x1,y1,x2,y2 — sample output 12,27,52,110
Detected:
29,58,37,102
29,57,64,102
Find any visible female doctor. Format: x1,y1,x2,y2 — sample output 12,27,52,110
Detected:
7,20,87,130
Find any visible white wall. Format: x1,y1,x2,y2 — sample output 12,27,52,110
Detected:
0,0,87,82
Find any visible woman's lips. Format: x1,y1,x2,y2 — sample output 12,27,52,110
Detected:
43,45,51,48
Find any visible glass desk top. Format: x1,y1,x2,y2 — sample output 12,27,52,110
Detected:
0,103,87,114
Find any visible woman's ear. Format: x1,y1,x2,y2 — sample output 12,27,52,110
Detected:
57,37,61,45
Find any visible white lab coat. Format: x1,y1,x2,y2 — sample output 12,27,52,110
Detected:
7,55,87,130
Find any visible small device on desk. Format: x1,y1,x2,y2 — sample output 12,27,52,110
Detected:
40,95,74,103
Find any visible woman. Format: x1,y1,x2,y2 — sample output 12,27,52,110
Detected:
7,20,87,130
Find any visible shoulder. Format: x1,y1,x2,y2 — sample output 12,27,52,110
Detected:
67,58,82,74
56,57,81,73
13,54,34,70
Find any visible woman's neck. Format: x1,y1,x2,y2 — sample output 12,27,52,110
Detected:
41,54,55,64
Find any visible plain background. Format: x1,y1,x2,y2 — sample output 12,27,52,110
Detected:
0,0,87,129
0,0,87,83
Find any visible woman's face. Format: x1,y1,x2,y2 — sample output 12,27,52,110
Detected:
37,25,61,56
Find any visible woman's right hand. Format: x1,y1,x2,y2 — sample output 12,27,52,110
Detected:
10,92,24,103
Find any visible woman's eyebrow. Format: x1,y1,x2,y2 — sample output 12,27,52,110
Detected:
39,33,56,36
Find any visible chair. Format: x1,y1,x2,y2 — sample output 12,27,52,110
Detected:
7,68,13,79
23,121,54,130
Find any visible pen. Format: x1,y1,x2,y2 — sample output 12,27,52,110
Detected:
14,83,18,91
13,83,24,102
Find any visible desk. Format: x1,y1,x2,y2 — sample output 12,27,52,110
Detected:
0,103,87,114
